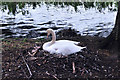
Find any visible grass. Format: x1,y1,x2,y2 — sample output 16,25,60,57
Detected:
2,38,41,52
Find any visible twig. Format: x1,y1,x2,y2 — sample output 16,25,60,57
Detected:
14,51,33,79
32,50,38,56
66,57,69,63
46,71,59,80
37,63,41,66
28,46,40,56
28,57,38,61
14,54,29,78
81,68,85,76
36,59,46,66
21,55,32,78
72,62,76,73
19,61,29,78
28,51,37,56
43,60,47,64
28,52,33,56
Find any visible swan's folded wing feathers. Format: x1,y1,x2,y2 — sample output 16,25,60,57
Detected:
56,40,80,45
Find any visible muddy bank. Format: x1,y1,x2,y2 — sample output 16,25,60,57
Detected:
2,29,119,79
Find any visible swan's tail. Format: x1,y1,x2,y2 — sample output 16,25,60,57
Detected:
80,46,86,50
74,41,80,45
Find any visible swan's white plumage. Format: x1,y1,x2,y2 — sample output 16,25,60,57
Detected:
43,29,86,55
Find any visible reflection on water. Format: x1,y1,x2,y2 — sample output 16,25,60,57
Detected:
0,2,117,39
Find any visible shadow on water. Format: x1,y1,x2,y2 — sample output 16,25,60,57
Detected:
0,2,118,39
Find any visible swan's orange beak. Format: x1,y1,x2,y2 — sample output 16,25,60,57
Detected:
47,33,50,38
47,34,48,38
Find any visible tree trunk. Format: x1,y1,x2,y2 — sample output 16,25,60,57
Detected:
101,2,120,53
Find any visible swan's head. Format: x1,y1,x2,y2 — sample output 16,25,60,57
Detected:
46,29,54,37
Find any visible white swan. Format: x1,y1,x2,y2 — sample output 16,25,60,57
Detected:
43,29,86,55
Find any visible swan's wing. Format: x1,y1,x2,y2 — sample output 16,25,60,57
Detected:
50,42,84,55
56,40,80,45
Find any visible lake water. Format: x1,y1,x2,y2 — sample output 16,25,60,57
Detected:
0,3,117,39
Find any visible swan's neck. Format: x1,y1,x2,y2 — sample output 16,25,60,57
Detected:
50,31,56,45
